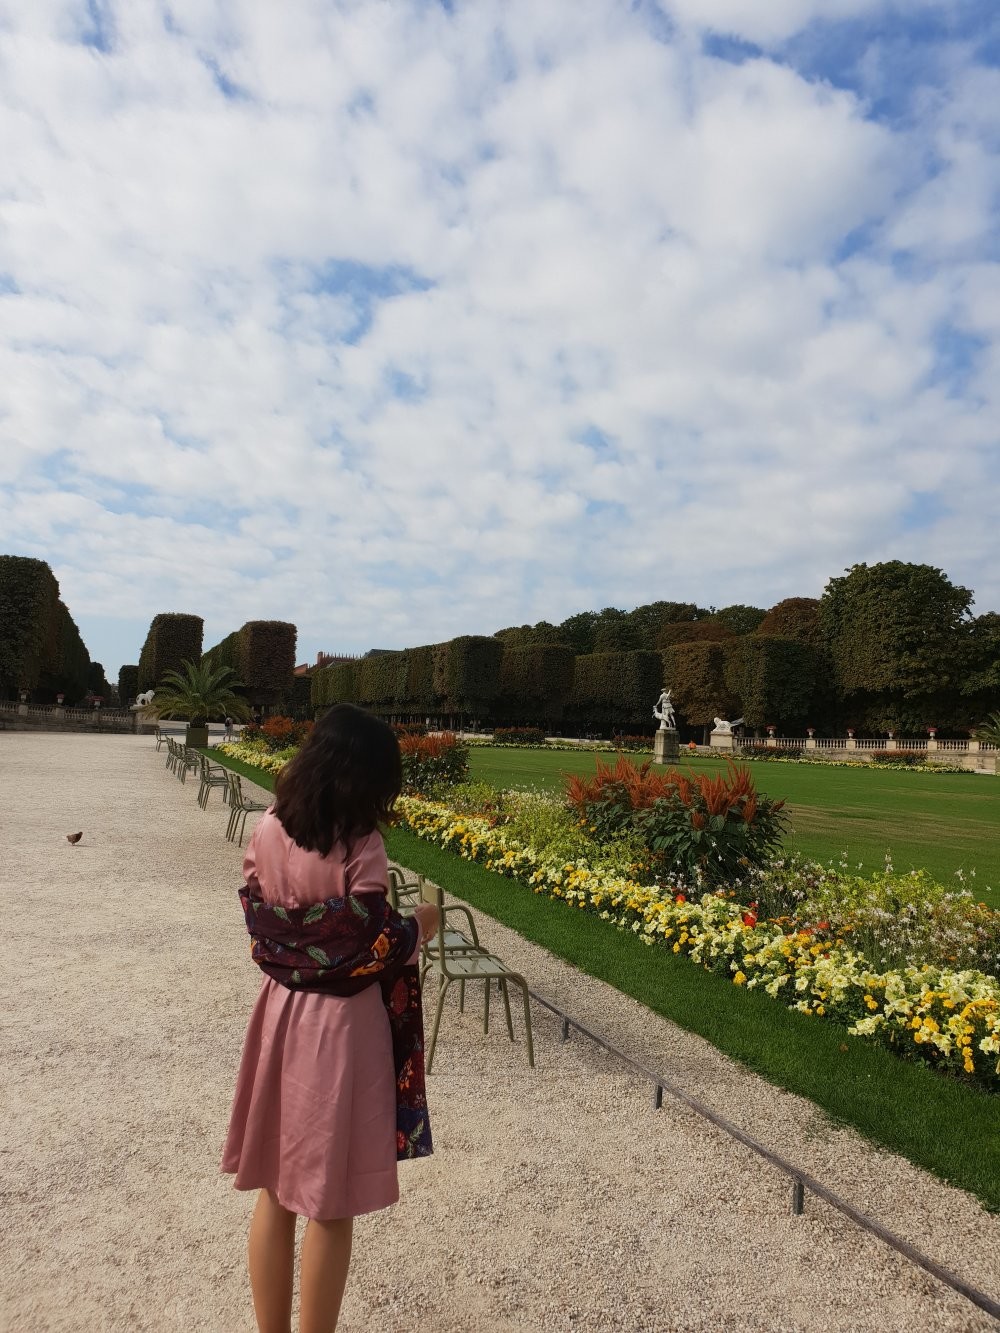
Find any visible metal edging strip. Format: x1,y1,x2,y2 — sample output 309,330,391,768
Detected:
527,987,1000,1323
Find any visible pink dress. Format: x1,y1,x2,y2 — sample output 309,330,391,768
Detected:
221,809,405,1220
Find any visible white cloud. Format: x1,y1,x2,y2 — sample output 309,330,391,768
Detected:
0,0,998,678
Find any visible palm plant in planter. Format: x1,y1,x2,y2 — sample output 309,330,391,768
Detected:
150,659,251,746
976,712,1000,747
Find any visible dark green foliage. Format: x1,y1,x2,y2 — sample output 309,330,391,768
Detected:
203,621,296,707
0,556,61,695
138,613,204,692
493,726,548,745
664,642,738,728
555,610,597,656
496,645,575,724
402,645,435,710
569,650,662,729
963,612,1000,711
657,619,735,649
440,636,502,715
40,601,92,702
724,636,816,730
312,661,356,711
757,597,823,646
118,665,139,707
820,563,972,729
592,607,639,653
86,661,110,698
713,604,767,635
355,650,407,713
625,601,701,651
289,674,313,718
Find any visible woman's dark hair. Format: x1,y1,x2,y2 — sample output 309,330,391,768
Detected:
272,704,402,857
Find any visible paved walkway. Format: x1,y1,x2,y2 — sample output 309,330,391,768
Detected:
1,732,998,1332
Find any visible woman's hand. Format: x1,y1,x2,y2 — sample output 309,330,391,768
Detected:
412,902,440,943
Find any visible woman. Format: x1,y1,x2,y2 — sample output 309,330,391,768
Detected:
221,704,439,1333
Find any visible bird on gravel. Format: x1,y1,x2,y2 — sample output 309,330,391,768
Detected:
66,832,83,845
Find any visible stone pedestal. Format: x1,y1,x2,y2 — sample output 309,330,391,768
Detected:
653,727,679,764
709,731,734,750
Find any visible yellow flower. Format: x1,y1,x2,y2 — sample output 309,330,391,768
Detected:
734,971,747,985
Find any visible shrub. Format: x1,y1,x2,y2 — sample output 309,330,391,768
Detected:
118,665,140,707
495,644,575,725
569,650,662,730
312,661,356,711
392,721,427,736
872,748,926,766
399,733,469,794
0,556,60,695
242,715,313,753
566,755,787,888
738,744,804,761
493,726,547,746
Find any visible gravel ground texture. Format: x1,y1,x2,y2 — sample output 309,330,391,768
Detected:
1,732,998,1333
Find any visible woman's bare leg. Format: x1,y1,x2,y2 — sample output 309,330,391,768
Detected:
248,1189,297,1333
299,1216,354,1333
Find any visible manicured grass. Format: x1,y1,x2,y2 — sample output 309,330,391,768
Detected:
384,824,1000,1212
468,747,1000,903
206,748,1000,1209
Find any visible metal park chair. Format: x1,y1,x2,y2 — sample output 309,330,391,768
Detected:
225,771,269,846
388,866,422,910
420,878,534,1073
153,726,165,751
164,736,180,774
177,745,201,784
197,753,230,809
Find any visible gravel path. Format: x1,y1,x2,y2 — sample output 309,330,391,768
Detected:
1,732,998,1332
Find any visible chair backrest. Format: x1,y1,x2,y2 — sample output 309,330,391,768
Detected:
420,877,446,951
226,770,243,805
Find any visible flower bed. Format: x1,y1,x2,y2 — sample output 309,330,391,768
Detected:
215,741,1000,1090
394,793,1000,1091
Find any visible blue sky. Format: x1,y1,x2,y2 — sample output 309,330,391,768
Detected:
1,0,998,679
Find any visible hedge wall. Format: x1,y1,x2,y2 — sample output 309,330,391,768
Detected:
663,641,738,729
723,636,816,730
312,661,357,711
440,636,502,715
0,556,61,696
202,621,297,707
568,650,662,729
496,644,575,724
118,665,140,707
138,613,204,692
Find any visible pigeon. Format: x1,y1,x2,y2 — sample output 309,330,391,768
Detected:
66,832,83,845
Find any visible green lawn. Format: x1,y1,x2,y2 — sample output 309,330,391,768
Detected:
468,747,1000,904
208,748,1000,1208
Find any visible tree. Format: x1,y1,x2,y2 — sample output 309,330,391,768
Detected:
592,607,639,653
756,598,822,646
150,659,252,727
819,562,973,731
625,601,701,652
658,620,735,650
714,604,767,635
962,612,1000,706
555,611,597,656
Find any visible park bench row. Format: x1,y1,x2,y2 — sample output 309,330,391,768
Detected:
153,727,534,1069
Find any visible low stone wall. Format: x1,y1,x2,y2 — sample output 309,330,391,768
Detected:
0,704,138,734
709,732,997,774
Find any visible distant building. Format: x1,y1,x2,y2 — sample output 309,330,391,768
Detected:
293,651,359,677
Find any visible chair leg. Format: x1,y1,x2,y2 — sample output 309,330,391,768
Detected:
237,809,248,846
483,976,490,1034
426,976,452,1075
499,978,515,1041
516,979,534,1067
459,979,466,1013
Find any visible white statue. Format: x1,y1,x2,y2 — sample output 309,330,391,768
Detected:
133,690,155,709
652,688,676,731
711,716,744,735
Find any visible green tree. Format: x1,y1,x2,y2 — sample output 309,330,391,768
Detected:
625,601,702,651
819,562,973,731
756,598,822,646
664,642,738,736
658,620,735,650
714,604,767,635
150,659,252,727
592,607,639,653
724,637,816,731
555,611,597,656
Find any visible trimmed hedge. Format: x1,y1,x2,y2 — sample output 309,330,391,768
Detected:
663,641,737,729
723,636,816,731
496,644,575,725
118,665,140,707
40,600,91,702
138,613,204,692
203,620,297,707
0,555,60,696
568,650,662,729
312,661,357,711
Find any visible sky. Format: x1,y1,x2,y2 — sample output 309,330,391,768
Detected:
1,0,999,679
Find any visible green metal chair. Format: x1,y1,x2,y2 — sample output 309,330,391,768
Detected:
225,771,269,846
197,753,230,809
153,725,165,751
164,736,180,773
388,866,422,910
177,745,201,784
421,878,534,1073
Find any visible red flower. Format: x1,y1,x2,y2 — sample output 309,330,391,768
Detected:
741,911,757,927
675,893,686,903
